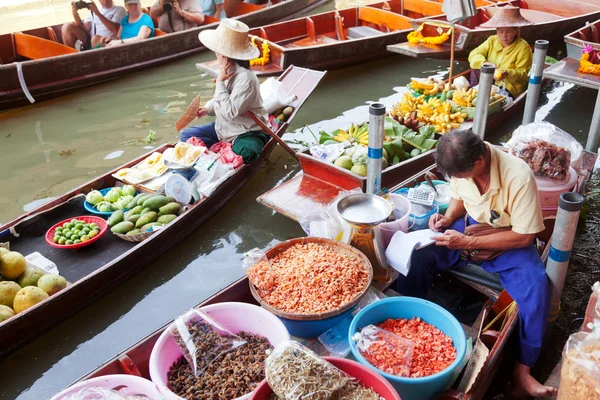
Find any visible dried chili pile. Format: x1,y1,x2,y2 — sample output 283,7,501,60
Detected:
248,243,370,314
167,331,272,399
371,317,456,378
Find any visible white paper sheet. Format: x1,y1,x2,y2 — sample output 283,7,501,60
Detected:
385,229,442,276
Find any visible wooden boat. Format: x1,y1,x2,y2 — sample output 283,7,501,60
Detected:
387,0,600,60
0,0,327,111
196,0,498,77
0,66,325,358
564,17,600,59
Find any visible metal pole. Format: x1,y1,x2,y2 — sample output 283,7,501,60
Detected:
546,192,584,333
472,63,495,139
366,103,385,195
586,89,600,152
522,40,549,125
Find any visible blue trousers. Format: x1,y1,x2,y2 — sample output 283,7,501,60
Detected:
394,217,551,367
180,122,220,148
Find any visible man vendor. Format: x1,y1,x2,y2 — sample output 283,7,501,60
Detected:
468,6,533,98
395,131,557,398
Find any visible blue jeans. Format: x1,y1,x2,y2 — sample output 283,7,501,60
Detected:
180,122,220,148
394,216,551,367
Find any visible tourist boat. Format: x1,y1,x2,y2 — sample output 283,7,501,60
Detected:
0,66,325,358
195,0,498,77
564,18,600,59
387,0,600,59
0,0,327,111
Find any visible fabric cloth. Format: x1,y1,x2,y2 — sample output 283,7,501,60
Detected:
394,216,551,367
120,13,155,40
468,35,532,98
153,0,203,33
204,64,269,142
84,5,127,37
442,0,476,23
448,143,544,235
180,122,268,164
201,0,226,19
210,142,244,168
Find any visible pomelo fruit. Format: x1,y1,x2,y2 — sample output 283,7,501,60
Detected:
0,281,21,308
351,164,368,177
0,304,15,322
37,274,67,296
334,155,353,170
13,287,49,313
16,266,45,288
0,251,26,279
382,157,389,170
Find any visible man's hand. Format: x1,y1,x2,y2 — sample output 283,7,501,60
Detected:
432,230,472,250
197,107,208,118
88,0,99,13
71,1,80,14
217,59,235,82
496,70,509,80
172,0,183,15
101,36,113,45
429,213,453,232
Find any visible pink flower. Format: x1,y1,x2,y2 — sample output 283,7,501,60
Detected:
584,44,594,54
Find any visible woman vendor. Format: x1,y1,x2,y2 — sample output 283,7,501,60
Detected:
180,19,269,164
468,6,533,98
395,131,557,398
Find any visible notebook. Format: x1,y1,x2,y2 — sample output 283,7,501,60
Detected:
385,229,443,276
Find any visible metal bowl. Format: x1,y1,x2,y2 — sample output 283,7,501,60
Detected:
337,193,393,226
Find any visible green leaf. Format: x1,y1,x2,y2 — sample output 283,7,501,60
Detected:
319,131,333,144
384,117,399,137
391,138,411,161
418,125,436,139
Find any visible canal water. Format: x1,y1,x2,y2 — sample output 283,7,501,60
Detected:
1,2,599,399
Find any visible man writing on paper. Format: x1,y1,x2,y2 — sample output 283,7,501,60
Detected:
394,131,556,398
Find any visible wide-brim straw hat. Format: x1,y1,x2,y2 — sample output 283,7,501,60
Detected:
198,19,260,60
479,6,534,28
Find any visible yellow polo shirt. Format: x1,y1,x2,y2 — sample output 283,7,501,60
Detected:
449,143,544,235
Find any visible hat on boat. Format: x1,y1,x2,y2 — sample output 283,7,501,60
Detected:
198,19,260,60
479,6,534,28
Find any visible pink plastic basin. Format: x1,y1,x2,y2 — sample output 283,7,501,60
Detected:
250,356,401,400
536,167,577,207
149,302,291,400
50,374,163,400
379,194,412,248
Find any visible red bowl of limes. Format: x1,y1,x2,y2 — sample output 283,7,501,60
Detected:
45,216,108,249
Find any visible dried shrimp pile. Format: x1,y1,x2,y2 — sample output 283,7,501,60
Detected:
558,332,600,400
248,243,370,314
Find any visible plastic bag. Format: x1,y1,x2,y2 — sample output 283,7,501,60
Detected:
506,122,583,179
191,153,236,199
352,324,415,377
351,146,368,165
557,330,600,400
171,308,247,377
61,387,151,400
244,248,277,292
260,77,298,114
310,142,349,163
265,341,350,400
583,282,600,332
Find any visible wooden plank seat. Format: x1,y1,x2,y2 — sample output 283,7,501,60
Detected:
13,33,77,60
358,6,412,31
347,26,385,39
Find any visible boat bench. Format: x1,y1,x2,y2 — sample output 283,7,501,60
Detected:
347,26,385,39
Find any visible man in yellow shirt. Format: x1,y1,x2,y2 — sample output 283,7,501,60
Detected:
468,6,533,98
395,131,557,398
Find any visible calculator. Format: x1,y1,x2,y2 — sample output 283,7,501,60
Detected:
407,188,436,206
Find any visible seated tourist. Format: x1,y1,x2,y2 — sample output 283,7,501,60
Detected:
61,0,126,49
201,0,226,20
150,0,205,33
101,0,155,47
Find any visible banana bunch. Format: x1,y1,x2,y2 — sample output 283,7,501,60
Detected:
391,93,425,116
416,99,468,134
453,88,477,107
333,123,369,146
411,79,442,96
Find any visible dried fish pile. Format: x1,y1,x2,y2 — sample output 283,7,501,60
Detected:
558,331,600,400
248,243,370,314
268,381,384,400
167,332,272,399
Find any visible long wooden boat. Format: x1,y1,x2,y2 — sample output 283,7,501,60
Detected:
0,66,325,358
564,17,600,59
0,0,327,111
196,0,497,77
387,0,600,59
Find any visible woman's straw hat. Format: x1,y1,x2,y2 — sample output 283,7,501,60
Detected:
198,19,260,60
479,6,534,28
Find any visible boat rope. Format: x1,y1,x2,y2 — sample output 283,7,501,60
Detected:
16,62,36,104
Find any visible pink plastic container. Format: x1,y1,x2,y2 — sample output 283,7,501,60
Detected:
536,167,577,207
250,356,401,400
379,194,412,248
50,375,163,400
149,302,291,400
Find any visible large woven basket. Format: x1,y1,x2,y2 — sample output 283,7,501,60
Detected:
248,237,373,321
113,229,157,243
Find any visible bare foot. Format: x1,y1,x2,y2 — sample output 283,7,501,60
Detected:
510,364,558,398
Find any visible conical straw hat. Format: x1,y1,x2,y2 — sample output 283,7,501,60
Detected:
198,19,260,60
479,6,534,28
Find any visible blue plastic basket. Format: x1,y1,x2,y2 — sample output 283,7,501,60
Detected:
394,188,439,231
276,307,355,338
83,188,136,216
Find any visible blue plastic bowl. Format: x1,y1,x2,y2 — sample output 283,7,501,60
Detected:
394,188,439,230
277,307,355,338
83,188,136,216
349,297,467,400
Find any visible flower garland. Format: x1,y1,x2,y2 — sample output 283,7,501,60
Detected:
250,36,270,67
407,24,451,46
578,44,600,76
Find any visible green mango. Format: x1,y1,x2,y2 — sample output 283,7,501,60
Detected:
111,221,135,234
107,210,124,227
136,212,158,228
158,202,182,216
142,195,170,210
157,214,177,225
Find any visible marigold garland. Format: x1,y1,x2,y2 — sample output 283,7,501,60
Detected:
578,45,600,76
407,24,451,46
250,36,270,67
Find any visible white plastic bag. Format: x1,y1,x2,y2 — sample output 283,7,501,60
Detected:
191,153,235,198
260,77,297,114
558,330,600,400
309,142,349,163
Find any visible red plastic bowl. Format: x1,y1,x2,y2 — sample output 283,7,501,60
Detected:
45,216,108,249
250,356,401,400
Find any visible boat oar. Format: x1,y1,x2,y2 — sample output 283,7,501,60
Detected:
246,111,298,160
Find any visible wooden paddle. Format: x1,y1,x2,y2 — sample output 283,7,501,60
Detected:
176,95,201,132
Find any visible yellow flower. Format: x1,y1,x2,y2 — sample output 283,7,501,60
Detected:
407,24,451,46
579,53,600,75
250,37,270,67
